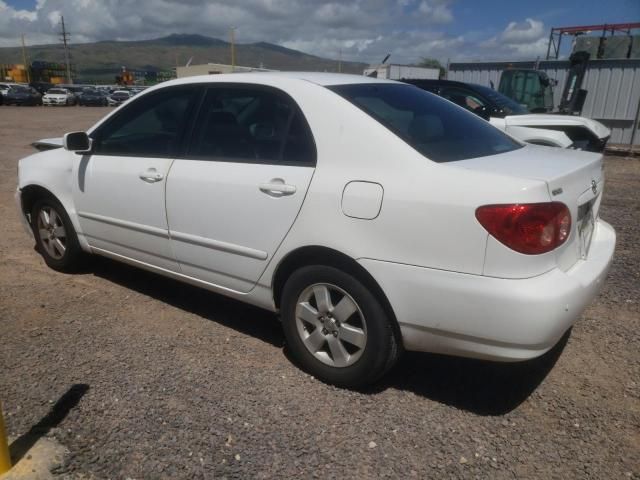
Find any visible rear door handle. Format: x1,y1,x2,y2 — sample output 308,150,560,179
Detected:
259,179,296,197
139,168,164,183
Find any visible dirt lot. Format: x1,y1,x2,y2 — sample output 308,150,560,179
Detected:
0,106,638,479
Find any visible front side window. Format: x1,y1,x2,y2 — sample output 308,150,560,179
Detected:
329,83,522,163
188,86,316,165
440,87,486,113
92,87,198,158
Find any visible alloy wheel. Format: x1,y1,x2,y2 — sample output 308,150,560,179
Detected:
295,283,367,367
36,206,67,260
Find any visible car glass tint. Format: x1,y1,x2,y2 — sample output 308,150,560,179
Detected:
282,111,316,164
440,87,486,112
94,88,197,158
190,87,316,165
472,84,529,115
329,83,522,163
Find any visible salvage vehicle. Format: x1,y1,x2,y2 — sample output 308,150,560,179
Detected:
405,79,610,152
3,85,42,106
78,89,109,106
15,73,615,387
42,88,76,106
0,83,14,97
107,90,132,106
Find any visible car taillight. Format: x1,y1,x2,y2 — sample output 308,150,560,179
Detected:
475,202,571,255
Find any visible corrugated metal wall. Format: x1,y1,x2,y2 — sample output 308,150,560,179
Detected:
448,59,640,145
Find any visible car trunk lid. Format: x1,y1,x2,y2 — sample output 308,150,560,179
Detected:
453,144,604,272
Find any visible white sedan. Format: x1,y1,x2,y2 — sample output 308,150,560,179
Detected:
15,73,616,387
42,88,76,106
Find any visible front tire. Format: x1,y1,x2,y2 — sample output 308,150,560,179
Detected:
281,265,400,388
31,197,85,272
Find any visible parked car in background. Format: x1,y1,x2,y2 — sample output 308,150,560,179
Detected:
0,83,14,97
3,85,42,106
107,90,132,106
16,73,615,387
404,79,610,152
78,89,109,106
43,88,77,106
29,82,55,96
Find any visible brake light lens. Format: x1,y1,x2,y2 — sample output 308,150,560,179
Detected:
476,202,571,255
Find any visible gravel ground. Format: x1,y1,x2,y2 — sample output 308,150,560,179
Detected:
0,106,638,479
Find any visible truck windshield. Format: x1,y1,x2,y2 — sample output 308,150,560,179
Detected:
329,83,522,163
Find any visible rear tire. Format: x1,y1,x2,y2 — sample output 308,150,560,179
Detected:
31,197,85,272
281,265,400,388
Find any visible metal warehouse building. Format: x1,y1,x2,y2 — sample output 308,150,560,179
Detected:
447,59,640,146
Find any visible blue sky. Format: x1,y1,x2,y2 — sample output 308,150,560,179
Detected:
1,0,638,63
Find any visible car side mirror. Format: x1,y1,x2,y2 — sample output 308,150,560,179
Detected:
63,131,92,153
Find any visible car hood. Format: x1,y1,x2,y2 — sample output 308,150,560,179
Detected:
503,114,611,140
44,94,68,99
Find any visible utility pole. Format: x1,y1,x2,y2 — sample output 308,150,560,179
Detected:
59,15,73,84
230,26,236,72
21,34,31,83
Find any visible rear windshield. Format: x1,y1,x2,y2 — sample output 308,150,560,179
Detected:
329,83,522,163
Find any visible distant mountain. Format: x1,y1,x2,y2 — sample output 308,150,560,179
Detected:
0,34,367,82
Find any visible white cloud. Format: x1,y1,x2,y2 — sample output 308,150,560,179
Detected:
501,18,545,44
474,17,549,61
0,2,551,66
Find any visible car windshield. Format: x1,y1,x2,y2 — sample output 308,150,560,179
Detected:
329,83,522,163
471,84,530,115
12,86,29,92
48,89,66,94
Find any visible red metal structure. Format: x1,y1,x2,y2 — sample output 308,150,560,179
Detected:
546,22,640,60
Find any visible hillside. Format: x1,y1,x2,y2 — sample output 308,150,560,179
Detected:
0,34,368,82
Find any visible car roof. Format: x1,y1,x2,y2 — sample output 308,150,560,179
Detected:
162,71,398,88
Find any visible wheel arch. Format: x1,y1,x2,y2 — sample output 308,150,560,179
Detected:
19,184,58,222
19,183,90,251
271,245,403,345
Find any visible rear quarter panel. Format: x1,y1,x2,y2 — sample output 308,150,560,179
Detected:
257,84,551,291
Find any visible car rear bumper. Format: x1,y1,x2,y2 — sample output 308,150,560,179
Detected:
359,219,616,361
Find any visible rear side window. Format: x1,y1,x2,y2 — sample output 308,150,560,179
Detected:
188,86,316,166
92,87,198,158
329,83,522,163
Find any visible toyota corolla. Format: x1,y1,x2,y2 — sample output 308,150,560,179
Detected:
15,73,616,387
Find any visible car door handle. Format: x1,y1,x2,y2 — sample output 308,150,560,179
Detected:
139,168,164,183
259,180,296,197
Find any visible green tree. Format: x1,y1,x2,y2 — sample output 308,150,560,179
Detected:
416,57,446,78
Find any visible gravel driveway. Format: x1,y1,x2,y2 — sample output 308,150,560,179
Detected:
0,106,638,479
